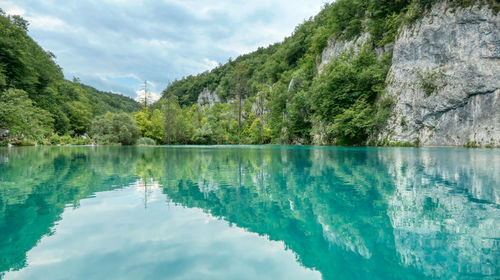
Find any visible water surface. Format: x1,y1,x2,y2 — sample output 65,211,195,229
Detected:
0,146,499,279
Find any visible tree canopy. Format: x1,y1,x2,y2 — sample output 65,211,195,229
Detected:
0,13,139,143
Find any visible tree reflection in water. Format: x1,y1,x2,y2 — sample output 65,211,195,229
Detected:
0,146,498,279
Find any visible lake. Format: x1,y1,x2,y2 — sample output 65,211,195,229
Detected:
0,146,499,279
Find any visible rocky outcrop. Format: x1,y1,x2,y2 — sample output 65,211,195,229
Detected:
378,2,500,147
197,87,220,108
318,32,371,73
0,128,9,140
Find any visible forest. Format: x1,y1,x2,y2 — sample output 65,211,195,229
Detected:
0,10,139,146
1,0,498,146
157,0,498,146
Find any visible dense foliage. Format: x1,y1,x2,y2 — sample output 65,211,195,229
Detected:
0,11,139,143
2,0,494,145
158,0,410,145
156,0,494,145
91,112,140,145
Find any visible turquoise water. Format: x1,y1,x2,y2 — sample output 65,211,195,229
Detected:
0,146,499,279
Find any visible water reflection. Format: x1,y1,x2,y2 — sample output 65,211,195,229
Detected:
386,149,500,278
0,146,498,279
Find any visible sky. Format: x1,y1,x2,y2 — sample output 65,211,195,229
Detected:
1,0,328,102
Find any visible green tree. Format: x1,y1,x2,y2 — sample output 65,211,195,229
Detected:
234,63,250,143
91,112,139,145
133,107,153,138
0,13,140,141
150,109,165,143
329,99,375,145
0,89,53,140
9,15,29,32
254,88,269,144
160,93,181,144
193,121,213,144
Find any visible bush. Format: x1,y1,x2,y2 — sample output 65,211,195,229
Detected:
0,140,8,146
60,135,72,145
71,137,92,145
37,139,51,145
91,112,140,145
49,134,62,145
416,69,446,97
328,99,375,145
0,89,53,141
464,139,479,148
389,141,418,147
311,47,389,145
11,139,36,146
378,138,421,147
137,137,156,146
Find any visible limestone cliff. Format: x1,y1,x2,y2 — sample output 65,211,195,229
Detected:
185,1,499,147
197,87,220,108
378,2,500,147
317,32,371,74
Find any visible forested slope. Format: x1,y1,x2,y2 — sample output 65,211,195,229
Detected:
159,0,499,146
0,11,139,142
1,0,497,146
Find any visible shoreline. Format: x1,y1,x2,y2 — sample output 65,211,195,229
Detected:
1,143,499,149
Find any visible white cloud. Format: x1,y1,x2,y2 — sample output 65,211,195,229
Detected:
26,15,67,31
201,58,219,71
135,89,161,104
2,5,25,16
7,0,329,98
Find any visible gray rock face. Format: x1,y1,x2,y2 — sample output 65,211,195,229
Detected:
378,3,500,147
197,88,220,108
318,32,371,73
0,128,9,139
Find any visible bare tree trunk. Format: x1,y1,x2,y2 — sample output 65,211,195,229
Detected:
167,105,171,145
238,93,242,144
260,111,263,144
167,100,172,145
164,100,171,145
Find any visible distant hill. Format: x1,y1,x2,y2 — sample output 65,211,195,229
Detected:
0,11,139,139
81,83,140,116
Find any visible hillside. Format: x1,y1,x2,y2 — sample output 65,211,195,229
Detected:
1,0,498,146
0,11,140,141
160,0,499,146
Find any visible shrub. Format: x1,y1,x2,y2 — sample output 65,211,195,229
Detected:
37,139,51,145
464,139,479,148
11,139,36,146
60,135,72,145
377,139,420,147
71,137,92,145
328,99,375,145
0,89,54,142
91,112,140,145
416,69,446,97
137,137,156,146
49,134,62,145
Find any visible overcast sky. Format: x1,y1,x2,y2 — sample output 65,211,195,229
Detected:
1,0,328,101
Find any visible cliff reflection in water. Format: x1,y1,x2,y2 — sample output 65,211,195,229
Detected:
0,146,498,279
